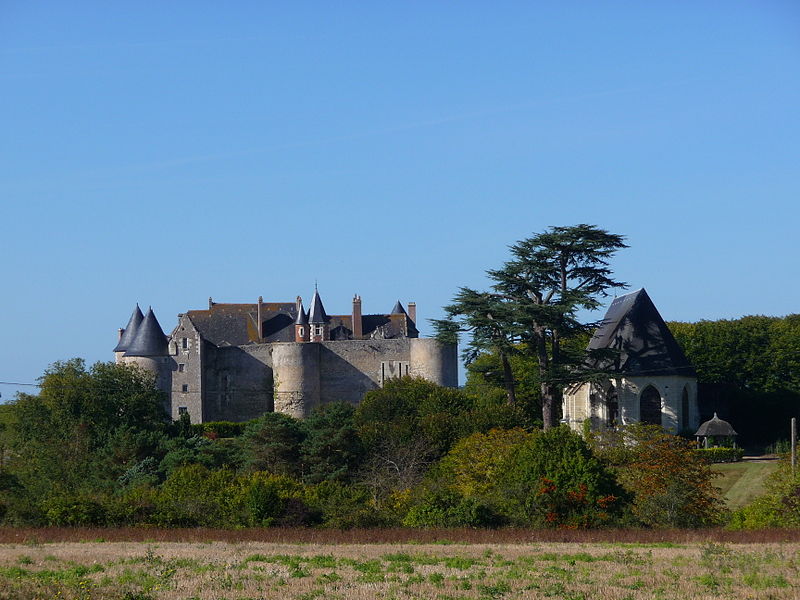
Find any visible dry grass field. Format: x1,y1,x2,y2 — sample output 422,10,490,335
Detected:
0,532,797,600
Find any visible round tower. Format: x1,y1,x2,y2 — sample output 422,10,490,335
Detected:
123,307,172,394
409,338,458,387
272,343,320,418
114,304,144,364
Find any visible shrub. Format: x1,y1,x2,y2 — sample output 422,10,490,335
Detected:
153,464,239,526
41,494,107,526
693,447,744,463
237,472,306,527
192,421,245,438
305,480,385,528
590,424,726,528
501,426,626,527
729,460,800,528
403,489,502,528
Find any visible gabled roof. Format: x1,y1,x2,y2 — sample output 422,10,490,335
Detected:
125,307,169,357
587,288,695,377
114,304,144,352
695,413,738,437
186,302,298,345
308,289,328,324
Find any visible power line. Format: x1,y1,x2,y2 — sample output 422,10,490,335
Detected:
0,381,39,387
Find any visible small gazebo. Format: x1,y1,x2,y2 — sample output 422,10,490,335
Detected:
695,412,738,449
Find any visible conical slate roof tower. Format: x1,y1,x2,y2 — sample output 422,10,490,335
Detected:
308,288,328,324
125,307,169,357
114,304,144,353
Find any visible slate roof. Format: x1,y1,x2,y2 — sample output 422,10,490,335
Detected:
308,290,328,324
587,288,696,377
125,307,169,357
391,300,407,315
186,302,298,345
183,297,419,347
695,413,738,437
114,304,144,352
294,301,308,325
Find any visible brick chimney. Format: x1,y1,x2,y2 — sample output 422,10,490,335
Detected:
408,301,417,324
352,294,363,339
257,296,263,340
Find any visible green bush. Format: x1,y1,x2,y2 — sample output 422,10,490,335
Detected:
191,421,245,438
153,464,240,527
501,426,626,527
41,495,107,526
694,447,744,463
730,461,800,528
403,489,502,528
305,480,386,528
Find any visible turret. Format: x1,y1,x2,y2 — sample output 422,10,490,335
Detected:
308,287,329,342
123,307,171,393
294,299,309,342
114,304,144,363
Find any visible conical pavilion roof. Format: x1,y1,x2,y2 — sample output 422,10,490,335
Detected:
125,307,169,357
294,300,309,325
695,413,738,437
390,300,407,315
587,288,695,377
308,289,328,324
114,304,144,352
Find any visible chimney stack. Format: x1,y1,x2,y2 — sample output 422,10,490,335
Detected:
408,301,417,324
208,296,213,309
257,296,263,340
352,294,363,339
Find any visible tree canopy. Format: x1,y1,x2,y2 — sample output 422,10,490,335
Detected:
435,224,627,428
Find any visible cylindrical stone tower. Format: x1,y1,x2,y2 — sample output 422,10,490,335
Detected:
409,338,458,387
272,343,321,418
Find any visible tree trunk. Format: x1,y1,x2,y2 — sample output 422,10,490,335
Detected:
535,330,556,429
499,351,516,406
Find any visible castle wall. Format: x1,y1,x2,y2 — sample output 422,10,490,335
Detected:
318,338,411,404
204,345,274,422
159,324,458,423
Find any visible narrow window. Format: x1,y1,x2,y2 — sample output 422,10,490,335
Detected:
182,338,189,350
178,363,185,372
639,385,662,426
178,406,188,415
181,384,189,393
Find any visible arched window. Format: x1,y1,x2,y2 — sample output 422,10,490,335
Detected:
640,385,662,426
681,386,690,430
606,384,619,426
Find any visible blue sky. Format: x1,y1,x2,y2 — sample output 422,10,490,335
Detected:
2,1,799,398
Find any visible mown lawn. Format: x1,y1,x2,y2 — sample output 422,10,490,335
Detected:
713,459,778,510
0,540,797,599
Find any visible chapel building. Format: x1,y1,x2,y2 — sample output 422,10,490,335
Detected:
562,288,699,433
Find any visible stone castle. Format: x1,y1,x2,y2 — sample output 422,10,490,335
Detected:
113,290,458,423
